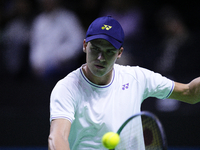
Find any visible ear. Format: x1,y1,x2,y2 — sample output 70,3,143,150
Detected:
117,47,124,59
83,39,87,53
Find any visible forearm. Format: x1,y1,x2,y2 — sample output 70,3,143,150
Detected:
48,135,70,150
169,77,200,104
188,77,200,104
48,119,71,150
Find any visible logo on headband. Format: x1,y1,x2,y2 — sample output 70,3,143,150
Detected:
101,24,112,30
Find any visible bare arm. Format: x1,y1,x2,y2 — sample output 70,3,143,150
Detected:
48,119,71,150
168,77,200,104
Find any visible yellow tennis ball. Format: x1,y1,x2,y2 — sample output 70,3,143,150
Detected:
102,132,120,149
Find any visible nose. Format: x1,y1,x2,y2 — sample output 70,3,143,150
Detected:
97,52,105,61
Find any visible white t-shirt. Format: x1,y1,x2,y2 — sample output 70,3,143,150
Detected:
50,64,174,149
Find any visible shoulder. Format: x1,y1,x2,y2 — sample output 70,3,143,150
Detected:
50,67,82,102
56,67,81,88
114,64,172,87
114,64,155,78
51,68,81,95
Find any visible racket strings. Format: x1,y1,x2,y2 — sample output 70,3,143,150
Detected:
115,115,164,150
142,116,163,150
115,116,145,150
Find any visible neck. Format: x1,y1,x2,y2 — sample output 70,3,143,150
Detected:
82,65,113,85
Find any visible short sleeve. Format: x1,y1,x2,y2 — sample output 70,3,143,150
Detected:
50,81,77,123
137,67,174,100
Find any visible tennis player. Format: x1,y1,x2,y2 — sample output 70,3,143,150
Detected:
48,16,200,150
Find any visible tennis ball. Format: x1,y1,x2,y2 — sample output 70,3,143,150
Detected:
102,132,120,149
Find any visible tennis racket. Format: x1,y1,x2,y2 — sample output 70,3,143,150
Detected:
112,111,167,150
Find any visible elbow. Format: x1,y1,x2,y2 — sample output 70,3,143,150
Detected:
48,135,55,150
48,134,70,150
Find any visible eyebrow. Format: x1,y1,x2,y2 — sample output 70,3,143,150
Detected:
90,41,117,51
90,42,99,47
90,42,98,47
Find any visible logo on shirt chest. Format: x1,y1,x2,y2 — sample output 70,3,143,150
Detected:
122,83,129,90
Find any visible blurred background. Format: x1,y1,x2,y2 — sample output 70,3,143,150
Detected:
0,0,200,149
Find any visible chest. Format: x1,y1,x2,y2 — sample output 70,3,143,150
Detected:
75,79,143,132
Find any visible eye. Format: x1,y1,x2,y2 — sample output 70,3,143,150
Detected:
106,49,117,55
91,46,99,52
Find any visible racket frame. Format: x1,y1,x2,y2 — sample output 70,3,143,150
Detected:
112,111,167,150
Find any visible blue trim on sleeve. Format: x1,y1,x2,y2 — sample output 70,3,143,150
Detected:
51,116,72,123
165,81,175,98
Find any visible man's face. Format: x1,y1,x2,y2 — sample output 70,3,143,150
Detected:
83,39,123,78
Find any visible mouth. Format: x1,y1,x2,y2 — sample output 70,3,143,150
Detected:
94,64,105,69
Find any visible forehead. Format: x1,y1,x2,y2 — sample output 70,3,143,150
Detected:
90,39,116,49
